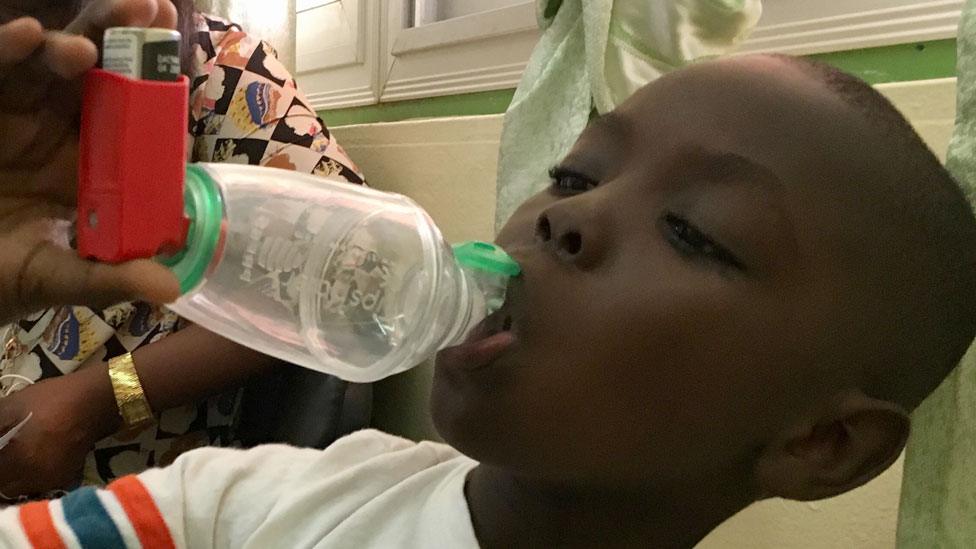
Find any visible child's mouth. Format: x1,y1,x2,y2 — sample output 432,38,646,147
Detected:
440,308,516,371
476,309,514,340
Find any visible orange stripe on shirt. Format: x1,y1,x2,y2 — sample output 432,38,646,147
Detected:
18,501,67,549
108,476,176,549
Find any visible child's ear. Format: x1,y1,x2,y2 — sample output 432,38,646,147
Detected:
753,392,909,502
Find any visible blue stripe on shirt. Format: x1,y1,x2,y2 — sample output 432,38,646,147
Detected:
61,487,127,548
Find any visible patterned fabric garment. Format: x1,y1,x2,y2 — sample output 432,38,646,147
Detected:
0,13,365,488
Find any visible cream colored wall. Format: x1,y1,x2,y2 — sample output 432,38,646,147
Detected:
330,77,957,548
333,116,503,442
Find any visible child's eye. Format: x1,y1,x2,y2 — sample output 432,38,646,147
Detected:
549,167,597,194
662,213,744,271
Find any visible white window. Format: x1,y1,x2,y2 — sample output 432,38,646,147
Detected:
740,0,963,55
296,0,381,109
407,0,529,27
382,1,538,102
295,0,963,111
295,0,537,110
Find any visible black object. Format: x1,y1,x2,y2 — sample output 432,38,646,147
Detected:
237,363,372,449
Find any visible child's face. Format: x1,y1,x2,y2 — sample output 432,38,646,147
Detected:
433,57,892,492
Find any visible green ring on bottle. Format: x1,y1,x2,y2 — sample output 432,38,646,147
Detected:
159,165,224,294
452,241,521,277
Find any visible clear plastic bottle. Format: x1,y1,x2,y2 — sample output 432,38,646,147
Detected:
161,163,520,383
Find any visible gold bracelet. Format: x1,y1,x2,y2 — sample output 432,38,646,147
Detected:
108,353,154,429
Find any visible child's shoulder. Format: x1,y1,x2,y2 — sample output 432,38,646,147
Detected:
328,429,466,468
334,428,415,450
174,429,465,475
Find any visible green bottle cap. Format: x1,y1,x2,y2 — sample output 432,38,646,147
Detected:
452,241,521,277
159,165,224,294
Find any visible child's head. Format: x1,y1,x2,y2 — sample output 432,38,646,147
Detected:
433,54,976,508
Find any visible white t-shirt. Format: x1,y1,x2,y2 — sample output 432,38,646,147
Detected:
1,430,481,548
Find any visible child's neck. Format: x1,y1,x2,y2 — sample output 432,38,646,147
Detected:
465,464,748,549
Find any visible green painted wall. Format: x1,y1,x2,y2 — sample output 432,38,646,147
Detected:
809,40,956,85
320,39,957,127
321,89,516,127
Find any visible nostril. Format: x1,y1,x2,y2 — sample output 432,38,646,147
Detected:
536,215,552,242
559,232,582,256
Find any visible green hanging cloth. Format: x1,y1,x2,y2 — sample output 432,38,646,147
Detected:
494,0,762,230
897,4,976,547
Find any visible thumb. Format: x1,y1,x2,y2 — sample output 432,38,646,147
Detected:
84,257,182,305
20,243,180,314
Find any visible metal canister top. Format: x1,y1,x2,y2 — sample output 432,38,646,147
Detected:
102,27,181,81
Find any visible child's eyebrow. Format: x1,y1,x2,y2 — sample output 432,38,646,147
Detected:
669,145,783,190
585,113,632,143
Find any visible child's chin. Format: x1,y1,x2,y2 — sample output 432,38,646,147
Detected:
429,379,499,458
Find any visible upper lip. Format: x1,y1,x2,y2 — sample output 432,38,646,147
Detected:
492,270,524,333
482,304,514,336
457,275,522,344
485,242,533,333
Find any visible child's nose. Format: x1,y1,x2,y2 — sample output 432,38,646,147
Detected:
534,204,604,269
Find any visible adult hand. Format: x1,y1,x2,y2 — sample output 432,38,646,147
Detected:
0,1,180,325
0,1,80,30
0,367,120,500
0,0,176,30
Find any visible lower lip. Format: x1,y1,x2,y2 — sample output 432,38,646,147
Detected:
439,330,516,371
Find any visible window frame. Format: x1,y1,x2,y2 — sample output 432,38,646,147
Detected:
379,1,539,102
739,0,962,55
295,0,381,110
295,0,963,110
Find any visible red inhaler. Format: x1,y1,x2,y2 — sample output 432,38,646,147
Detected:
76,68,190,263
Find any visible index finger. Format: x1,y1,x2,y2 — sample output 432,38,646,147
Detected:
0,33,95,111
0,17,44,66
64,0,177,42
